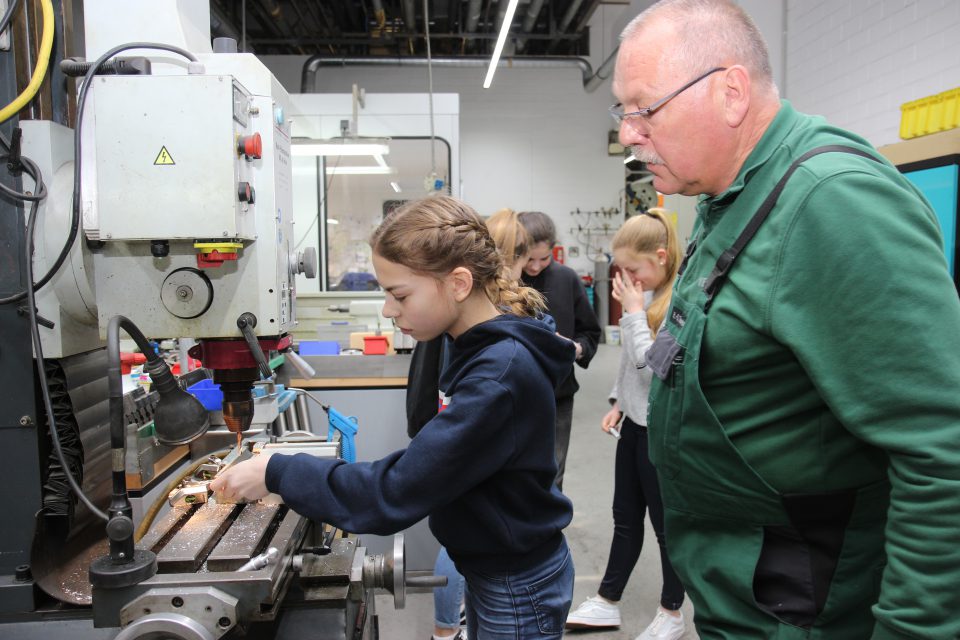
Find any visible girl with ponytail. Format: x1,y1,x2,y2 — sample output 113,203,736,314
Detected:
215,195,577,639
566,207,688,638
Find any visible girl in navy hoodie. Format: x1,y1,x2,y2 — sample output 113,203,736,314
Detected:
212,195,577,639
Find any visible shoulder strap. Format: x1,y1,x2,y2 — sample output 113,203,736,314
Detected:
702,145,882,311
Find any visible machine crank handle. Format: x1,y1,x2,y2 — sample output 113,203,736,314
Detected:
404,575,448,588
236,312,273,380
236,547,279,572
283,348,316,378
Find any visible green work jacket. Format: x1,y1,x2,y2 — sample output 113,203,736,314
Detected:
671,100,960,638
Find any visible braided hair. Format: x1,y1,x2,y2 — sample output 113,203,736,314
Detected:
371,196,545,317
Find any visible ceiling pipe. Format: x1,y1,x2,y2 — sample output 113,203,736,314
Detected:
547,0,587,53
300,50,619,93
570,0,602,35
515,0,546,53
522,0,546,32
557,0,585,34
465,0,482,32
402,0,417,33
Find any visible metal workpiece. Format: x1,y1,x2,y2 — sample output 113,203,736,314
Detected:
168,483,211,508
117,586,239,640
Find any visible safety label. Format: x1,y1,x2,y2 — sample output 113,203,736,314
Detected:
154,146,175,165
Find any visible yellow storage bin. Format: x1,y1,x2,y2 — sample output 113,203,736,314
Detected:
900,87,960,140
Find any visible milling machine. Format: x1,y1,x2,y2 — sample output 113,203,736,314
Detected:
0,1,438,638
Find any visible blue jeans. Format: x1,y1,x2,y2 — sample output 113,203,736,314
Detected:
459,538,574,639
434,546,466,631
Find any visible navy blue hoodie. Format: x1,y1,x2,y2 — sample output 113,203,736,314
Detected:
266,314,575,572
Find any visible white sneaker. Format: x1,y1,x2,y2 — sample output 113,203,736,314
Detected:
565,595,621,628
635,608,686,640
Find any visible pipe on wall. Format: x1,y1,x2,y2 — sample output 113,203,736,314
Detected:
299,49,619,93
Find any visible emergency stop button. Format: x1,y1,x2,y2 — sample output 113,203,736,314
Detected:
238,182,255,204
237,133,262,159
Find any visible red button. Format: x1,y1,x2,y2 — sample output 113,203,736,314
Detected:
238,133,262,159
238,182,255,203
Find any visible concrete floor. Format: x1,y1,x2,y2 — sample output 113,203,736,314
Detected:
375,344,699,639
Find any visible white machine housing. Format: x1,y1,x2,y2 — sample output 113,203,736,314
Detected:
20,121,101,358
84,54,299,339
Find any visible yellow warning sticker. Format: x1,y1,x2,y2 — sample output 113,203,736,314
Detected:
154,146,175,165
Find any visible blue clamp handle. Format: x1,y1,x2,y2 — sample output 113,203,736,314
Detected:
325,405,359,463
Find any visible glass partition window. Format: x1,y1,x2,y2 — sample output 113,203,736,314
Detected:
292,137,451,292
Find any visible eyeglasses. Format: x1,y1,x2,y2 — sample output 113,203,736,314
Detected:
610,66,728,130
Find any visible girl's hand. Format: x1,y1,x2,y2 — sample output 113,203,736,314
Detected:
209,454,272,502
612,272,645,315
601,404,623,433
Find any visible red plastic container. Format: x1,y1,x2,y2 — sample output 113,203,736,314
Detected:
363,336,389,355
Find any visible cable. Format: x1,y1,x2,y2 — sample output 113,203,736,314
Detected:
0,0,54,124
423,0,436,177
0,0,22,35
0,153,46,201
287,387,331,410
23,156,108,521
0,42,198,306
293,154,339,251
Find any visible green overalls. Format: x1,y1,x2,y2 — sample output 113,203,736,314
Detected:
646,147,891,639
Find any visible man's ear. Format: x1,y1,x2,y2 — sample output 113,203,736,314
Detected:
720,65,751,127
447,267,475,302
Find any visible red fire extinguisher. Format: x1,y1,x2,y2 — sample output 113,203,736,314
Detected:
552,245,565,264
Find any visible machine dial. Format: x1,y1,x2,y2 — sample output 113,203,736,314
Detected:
294,247,318,279
161,268,214,319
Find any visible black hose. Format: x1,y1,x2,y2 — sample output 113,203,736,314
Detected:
0,0,21,35
25,172,107,522
59,56,152,78
39,360,85,520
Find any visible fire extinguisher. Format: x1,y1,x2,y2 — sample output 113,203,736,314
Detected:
552,245,565,264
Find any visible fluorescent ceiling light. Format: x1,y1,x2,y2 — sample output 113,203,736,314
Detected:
483,0,520,89
390,181,401,193
325,166,398,175
292,141,390,157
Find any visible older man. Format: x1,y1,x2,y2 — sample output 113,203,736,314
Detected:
611,1,960,639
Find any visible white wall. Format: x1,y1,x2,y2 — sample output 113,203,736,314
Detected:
784,0,960,147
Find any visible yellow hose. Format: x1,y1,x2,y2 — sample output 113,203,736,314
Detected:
134,449,230,543
0,0,54,124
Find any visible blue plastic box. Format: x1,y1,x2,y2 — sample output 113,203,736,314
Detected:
186,379,223,411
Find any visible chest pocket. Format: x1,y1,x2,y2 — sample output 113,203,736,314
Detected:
646,325,683,382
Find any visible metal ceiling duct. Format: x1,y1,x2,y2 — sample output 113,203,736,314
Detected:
300,50,619,93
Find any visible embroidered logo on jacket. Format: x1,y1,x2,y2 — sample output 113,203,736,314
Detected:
438,391,451,412
671,308,686,328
